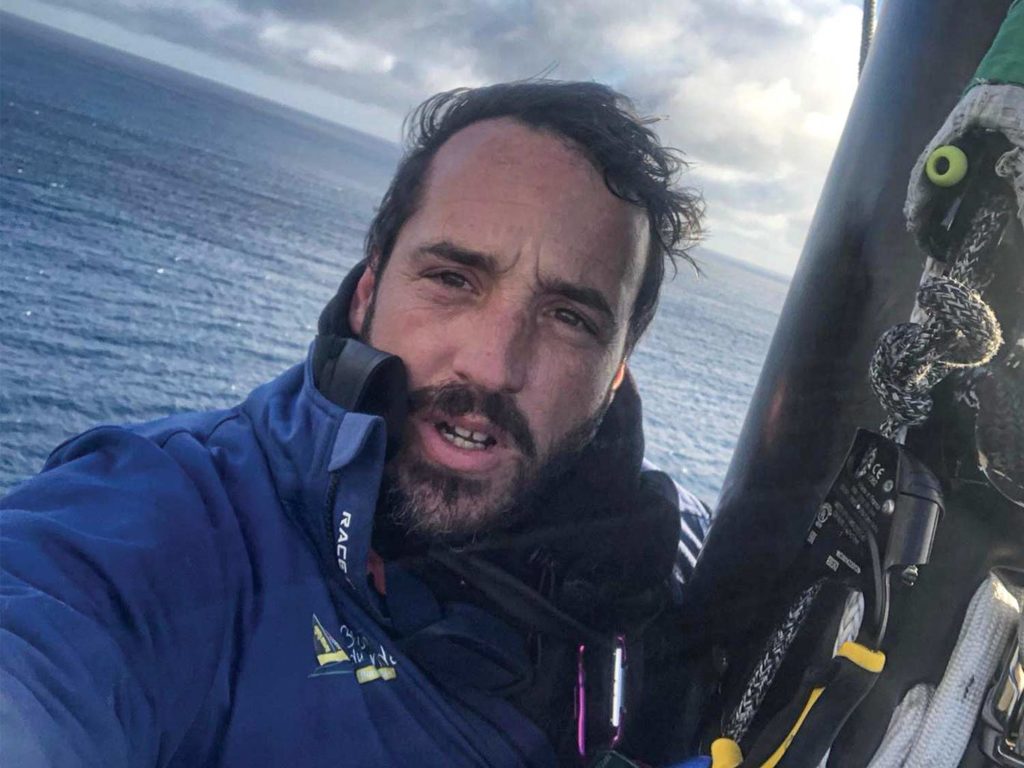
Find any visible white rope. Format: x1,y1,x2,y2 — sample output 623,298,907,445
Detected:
833,590,865,657
865,574,1021,768
817,590,869,768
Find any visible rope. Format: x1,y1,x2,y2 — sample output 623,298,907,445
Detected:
723,580,823,742
833,590,866,657
869,190,1011,439
859,0,876,77
815,590,868,768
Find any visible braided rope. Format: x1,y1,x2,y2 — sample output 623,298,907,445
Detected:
870,194,1011,438
724,580,823,742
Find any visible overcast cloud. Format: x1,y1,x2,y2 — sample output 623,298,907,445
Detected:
5,0,865,274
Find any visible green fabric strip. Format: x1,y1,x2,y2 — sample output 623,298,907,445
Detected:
969,0,1024,90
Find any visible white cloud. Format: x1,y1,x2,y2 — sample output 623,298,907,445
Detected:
420,58,485,93
611,18,686,58
644,1,860,270
259,20,396,74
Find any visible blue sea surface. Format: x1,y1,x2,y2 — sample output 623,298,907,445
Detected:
0,14,790,504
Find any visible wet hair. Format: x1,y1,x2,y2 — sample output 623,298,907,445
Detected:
364,80,705,350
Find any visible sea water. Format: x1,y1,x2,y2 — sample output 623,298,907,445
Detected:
0,15,789,505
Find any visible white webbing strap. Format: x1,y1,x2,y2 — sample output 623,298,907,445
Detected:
865,574,1021,768
865,683,934,767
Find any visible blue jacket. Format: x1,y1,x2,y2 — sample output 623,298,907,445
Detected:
1,352,563,767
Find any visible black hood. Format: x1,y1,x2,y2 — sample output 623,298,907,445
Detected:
313,262,407,459
315,259,364,341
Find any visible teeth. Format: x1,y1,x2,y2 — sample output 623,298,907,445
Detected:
440,428,486,450
450,425,493,444
455,435,484,450
438,423,492,451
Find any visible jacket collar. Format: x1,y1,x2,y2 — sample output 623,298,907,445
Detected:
240,349,387,614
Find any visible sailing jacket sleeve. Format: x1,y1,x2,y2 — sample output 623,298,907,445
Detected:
0,426,241,767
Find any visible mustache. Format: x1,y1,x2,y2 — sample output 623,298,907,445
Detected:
409,382,537,459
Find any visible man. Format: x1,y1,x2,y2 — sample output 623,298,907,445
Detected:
0,81,711,767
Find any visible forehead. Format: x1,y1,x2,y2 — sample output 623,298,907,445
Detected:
406,118,648,306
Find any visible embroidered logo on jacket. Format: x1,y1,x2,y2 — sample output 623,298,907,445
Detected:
310,614,398,683
335,510,352,577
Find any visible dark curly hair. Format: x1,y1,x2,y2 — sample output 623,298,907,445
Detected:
365,80,705,350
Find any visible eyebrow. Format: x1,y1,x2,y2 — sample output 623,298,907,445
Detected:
416,241,499,273
416,240,617,328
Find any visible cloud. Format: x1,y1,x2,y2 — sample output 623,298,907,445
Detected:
25,0,863,273
259,21,396,74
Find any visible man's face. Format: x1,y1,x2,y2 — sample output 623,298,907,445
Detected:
350,118,649,538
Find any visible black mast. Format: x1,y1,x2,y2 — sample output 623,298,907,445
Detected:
681,1,1019,764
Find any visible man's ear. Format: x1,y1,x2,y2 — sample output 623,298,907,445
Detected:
610,360,627,392
349,258,378,337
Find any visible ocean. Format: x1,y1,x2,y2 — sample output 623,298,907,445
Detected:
0,14,789,505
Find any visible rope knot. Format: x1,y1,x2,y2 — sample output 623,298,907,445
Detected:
872,185,1014,437
916,277,1002,367
870,275,1002,437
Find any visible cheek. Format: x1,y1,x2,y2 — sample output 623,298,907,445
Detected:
525,352,616,444
366,297,458,386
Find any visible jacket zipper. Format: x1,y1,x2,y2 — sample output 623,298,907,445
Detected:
323,470,341,569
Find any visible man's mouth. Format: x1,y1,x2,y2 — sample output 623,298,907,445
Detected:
435,421,498,451
407,383,536,459
412,414,508,474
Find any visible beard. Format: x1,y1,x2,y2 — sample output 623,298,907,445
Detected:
359,280,612,542
380,382,610,542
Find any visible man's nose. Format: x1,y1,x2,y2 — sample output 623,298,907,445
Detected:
451,304,532,394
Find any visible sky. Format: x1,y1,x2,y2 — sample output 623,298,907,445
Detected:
3,0,867,275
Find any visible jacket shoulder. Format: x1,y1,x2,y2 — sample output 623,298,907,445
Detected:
640,459,713,589
1,419,253,765
4,415,256,602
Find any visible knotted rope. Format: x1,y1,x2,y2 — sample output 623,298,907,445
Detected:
870,191,1011,438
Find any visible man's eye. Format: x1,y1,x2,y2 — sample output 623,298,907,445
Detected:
431,271,470,290
553,308,595,335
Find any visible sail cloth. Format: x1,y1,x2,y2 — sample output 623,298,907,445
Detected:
968,0,1024,90
905,0,1024,239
